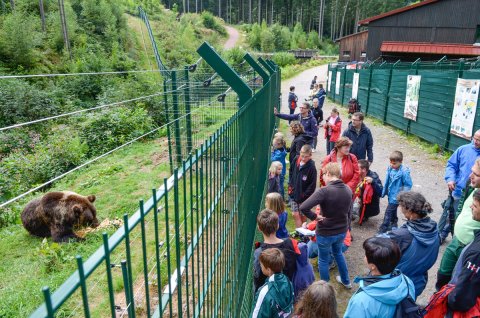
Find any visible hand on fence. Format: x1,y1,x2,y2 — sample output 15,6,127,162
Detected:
273,107,278,115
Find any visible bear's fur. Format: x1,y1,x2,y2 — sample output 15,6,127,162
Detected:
21,191,99,242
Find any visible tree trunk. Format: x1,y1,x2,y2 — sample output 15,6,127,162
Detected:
249,0,252,23
218,0,221,18
271,0,274,24
9,0,14,10
39,0,46,32
339,0,350,38
258,0,261,23
318,0,324,40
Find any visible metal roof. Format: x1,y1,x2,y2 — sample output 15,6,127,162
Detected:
358,0,439,25
380,41,480,56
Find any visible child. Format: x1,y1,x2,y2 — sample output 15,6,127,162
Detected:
292,242,315,302
265,192,289,239
289,145,317,228
268,161,282,194
288,86,298,117
253,209,300,291
293,280,338,318
378,150,413,234
251,248,294,318
324,108,342,155
271,136,287,198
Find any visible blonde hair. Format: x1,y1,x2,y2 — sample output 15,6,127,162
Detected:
323,162,342,178
265,192,285,215
295,280,338,318
272,136,284,149
269,161,282,174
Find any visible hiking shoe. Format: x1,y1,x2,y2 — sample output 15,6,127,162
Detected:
336,276,352,289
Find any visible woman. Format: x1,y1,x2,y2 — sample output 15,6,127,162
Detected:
321,137,359,193
294,280,338,318
383,191,440,298
324,108,342,155
288,121,312,180
344,237,415,318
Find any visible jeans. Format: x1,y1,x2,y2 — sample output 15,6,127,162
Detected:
312,136,317,150
326,135,335,155
379,203,399,233
308,239,349,259
279,174,285,198
316,233,350,284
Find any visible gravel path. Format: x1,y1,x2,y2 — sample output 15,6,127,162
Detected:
224,26,239,49
280,65,449,313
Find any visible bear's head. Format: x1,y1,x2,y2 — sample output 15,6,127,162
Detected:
70,194,99,228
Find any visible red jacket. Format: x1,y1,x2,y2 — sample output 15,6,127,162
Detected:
320,151,360,193
324,116,342,142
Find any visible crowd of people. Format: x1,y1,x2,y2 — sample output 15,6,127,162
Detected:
251,75,480,318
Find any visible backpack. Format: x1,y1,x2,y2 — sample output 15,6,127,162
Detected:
348,98,361,114
393,276,423,318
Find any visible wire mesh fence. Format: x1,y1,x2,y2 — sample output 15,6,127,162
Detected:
327,58,480,151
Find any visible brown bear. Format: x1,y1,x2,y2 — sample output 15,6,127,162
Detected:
21,191,99,242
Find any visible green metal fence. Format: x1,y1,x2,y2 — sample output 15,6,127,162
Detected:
29,44,280,318
328,59,480,151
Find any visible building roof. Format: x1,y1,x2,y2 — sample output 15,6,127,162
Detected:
380,41,480,56
335,30,368,43
358,0,439,25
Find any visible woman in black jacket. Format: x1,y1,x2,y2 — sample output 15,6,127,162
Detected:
288,121,313,181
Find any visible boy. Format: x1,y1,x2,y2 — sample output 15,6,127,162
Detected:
253,209,300,291
290,145,317,228
288,86,298,117
251,248,294,318
378,150,412,234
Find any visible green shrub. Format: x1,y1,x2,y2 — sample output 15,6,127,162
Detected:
272,52,296,67
307,31,320,49
248,23,262,50
260,29,275,52
80,106,155,156
0,130,41,158
271,24,291,51
201,11,226,36
223,47,246,68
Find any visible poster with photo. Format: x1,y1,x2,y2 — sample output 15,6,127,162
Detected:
404,75,421,121
352,72,360,99
451,78,480,140
335,71,341,95
327,71,332,92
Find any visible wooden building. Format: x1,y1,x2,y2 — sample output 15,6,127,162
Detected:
340,0,480,62
336,30,368,62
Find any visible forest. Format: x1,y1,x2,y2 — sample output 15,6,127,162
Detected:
158,0,420,40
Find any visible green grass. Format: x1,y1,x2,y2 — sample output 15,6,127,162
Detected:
281,58,337,80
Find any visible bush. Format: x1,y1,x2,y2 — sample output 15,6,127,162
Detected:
223,47,246,68
272,52,296,67
271,24,291,51
80,106,155,157
248,23,262,50
201,11,226,36
260,29,275,52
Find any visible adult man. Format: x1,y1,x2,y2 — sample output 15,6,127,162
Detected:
447,189,480,314
274,102,318,140
353,159,383,223
342,112,373,162
443,129,480,225
311,98,323,152
436,158,480,290
300,162,352,289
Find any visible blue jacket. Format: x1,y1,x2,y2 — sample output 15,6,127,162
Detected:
271,147,287,175
342,122,374,161
292,242,314,301
344,270,416,318
315,88,326,108
381,165,412,204
276,111,318,138
385,217,440,298
445,141,480,199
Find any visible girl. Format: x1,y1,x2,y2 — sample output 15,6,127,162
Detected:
294,280,338,318
267,161,282,194
324,108,342,155
265,192,289,239
271,136,287,198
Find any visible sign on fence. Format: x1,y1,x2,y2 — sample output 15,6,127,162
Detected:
404,75,421,121
335,71,341,95
451,78,480,140
328,71,332,93
352,73,360,99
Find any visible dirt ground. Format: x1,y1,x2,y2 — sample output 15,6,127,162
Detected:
280,65,450,314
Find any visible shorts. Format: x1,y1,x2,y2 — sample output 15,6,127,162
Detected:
289,200,299,212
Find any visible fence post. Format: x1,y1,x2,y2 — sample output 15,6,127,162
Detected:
383,60,400,123
244,53,269,84
164,80,174,174
184,66,193,153
258,57,274,74
365,64,374,115
197,42,253,107
444,59,465,150
341,64,347,106
171,70,183,167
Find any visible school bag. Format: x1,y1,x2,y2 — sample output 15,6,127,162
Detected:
348,98,361,114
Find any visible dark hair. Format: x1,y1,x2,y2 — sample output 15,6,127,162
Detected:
259,248,285,273
353,112,364,120
358,159,370,170
331,108,339,115
319,84,323,89
257,209,279,235
474,189,480,202
290,86,295,91
294,280,338,318
363,237,401,275
289,121,305,136
396,191,432,217
389,150,403,162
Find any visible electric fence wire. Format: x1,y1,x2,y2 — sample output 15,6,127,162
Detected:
0,88,236,209
0,69,163,79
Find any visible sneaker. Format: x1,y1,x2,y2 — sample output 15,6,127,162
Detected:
312,148,316,153
336,275,352,289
